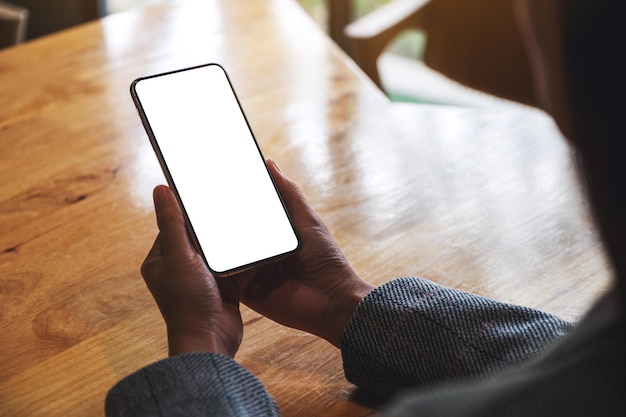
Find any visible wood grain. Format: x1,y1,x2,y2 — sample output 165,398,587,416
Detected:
0,0,611,416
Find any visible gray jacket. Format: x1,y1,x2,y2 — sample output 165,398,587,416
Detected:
105,277,625,416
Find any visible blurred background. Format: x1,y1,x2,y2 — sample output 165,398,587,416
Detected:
2,0,522,106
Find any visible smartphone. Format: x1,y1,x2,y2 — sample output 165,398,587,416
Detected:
130,63,299,276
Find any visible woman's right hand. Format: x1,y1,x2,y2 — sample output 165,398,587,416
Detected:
232,160,375,348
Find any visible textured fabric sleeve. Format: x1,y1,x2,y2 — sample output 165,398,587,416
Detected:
341,276,572,398
105,352,279,417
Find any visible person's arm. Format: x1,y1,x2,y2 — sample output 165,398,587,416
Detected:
106,184,278,416
341,276,572,398
106,160,375,416
231,162,570,399
232,162,571,399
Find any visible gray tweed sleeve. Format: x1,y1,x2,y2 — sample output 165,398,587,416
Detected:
105,352,279,417
341,277,572,398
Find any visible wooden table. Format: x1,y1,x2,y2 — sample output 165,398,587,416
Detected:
0,0,611,415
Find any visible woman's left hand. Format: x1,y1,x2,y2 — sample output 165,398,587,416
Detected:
141,185,242,358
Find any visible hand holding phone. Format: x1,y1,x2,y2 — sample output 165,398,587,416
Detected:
131,63,299,276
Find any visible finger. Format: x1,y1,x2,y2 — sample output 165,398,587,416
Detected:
152,185,195,256
267,159,320,228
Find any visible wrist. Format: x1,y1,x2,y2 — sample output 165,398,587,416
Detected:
323,279,375,348
166,321,235,358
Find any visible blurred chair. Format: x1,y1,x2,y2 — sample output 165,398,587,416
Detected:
9,0,104,40
341,0,537,106
0,0,28,49
328,0,353,54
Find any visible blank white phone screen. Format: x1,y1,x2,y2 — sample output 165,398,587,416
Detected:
133,64,298,274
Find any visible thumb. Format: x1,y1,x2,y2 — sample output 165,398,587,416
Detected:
153,185,195,256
